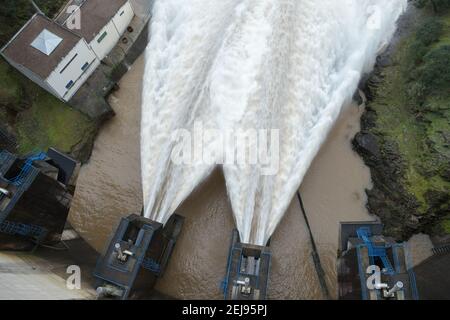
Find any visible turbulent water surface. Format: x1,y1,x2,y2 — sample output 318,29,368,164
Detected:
141,0,407,245
69,57,374,299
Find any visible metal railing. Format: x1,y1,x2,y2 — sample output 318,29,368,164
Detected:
357,227,395,275
0,220,48,243
433,245,450,255
9,152,47,186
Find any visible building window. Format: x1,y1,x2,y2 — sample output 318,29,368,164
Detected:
97,31,108,43
81,62,89,71
60,54,78,74
65,80,74,90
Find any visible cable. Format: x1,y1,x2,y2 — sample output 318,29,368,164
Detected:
297,191,331,300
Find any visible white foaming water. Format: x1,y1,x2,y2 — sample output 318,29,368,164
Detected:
141,0,407,244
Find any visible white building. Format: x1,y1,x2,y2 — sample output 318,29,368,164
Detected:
56,0,135,61
0,0,135,102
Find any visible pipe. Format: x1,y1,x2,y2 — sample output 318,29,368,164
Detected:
374,282,389,290
115,243,126,261
29,0,44,15
96,285,124,299
297,191,331,300
387,281,404,296
0,187,10,197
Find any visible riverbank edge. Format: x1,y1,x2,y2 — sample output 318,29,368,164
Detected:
352,5,450,244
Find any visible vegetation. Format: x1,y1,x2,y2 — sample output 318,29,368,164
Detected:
0,58,96,158
362,3,450,237
0,0,67,47
0,0,97,161
414,0,450,13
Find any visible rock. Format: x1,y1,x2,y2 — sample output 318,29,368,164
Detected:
0,124,17,153
353,90,364,105
70,126,99,164
352,132,381,160
406,233,434,267
352,4,450,241
406,215,421,229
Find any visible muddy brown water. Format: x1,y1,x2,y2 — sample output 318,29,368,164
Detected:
69,55,375,299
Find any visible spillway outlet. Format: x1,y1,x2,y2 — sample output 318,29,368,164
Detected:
0,148,77,250
93,213,184,300
337,221,419,300
222,229,271,300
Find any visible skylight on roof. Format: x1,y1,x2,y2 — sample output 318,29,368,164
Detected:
30,29,63,56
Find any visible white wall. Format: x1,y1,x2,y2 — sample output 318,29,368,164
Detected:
88,21,121,61
42,1,136,100
1,53,60,98
46,39,99,101
89,1,134,61
63,58,100,101
129,0,154,19
112,1,135,35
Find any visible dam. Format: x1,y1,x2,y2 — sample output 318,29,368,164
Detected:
71,0,414,299
1,0,448,301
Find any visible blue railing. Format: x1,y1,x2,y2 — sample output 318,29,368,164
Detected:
357,227,395,275
0,220,47,242
141,257,161,274
9,152,47,186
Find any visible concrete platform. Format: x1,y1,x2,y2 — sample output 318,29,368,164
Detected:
0,250,94,300
0,226,100,300
414,252,450,300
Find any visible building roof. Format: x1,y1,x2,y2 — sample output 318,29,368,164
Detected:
56,0,129,43
1,14,82,79
30,29,63,55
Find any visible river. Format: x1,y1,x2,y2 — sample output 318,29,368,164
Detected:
68,55,375,299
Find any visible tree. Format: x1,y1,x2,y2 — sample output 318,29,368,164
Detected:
0,0,32,19
414,0,450,13
0,0,33,46
416,18,443,46
418,45,450,96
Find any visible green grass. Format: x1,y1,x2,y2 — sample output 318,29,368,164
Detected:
432,10,450,47
0,59,95,157
0,59,24,107
370,43,431,211
15,92,95,155
442,218,450,234
0,1,97,160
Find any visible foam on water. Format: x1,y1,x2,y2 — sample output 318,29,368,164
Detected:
141,0,407,244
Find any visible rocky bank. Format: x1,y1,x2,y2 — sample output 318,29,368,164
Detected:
353,4,450,243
